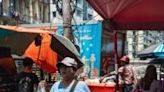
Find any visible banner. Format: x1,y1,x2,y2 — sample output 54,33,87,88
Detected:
57,21,102,78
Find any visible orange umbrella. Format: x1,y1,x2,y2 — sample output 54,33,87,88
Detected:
24,33,57,73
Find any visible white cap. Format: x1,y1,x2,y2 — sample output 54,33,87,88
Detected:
57,57,77,68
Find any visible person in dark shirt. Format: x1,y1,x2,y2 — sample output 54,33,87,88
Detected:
16,57,39,92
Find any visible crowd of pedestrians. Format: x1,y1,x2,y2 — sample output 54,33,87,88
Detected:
1,50,164,92
100,56,164,92
33,56,164,92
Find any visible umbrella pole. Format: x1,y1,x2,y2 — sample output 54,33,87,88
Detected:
114,31,119,92
37,44,44,80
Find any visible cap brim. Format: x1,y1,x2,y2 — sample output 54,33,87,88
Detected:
57,63,65,68
56,62,72,68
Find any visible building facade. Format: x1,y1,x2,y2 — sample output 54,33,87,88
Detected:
0,0,50,25
127,31,164,59
0,0,94,25
49,0,94,25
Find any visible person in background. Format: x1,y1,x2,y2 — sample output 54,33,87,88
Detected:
99,56,137,84
134,65,162,92
37,80,47,92
0,47,17,92
16,57,39,92
119,55,137,92
50,57,90,92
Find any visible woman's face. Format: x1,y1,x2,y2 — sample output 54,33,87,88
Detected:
59,65,75,79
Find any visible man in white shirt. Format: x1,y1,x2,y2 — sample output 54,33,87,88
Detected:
50,57,90,92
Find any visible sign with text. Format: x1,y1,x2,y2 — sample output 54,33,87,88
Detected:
57,21,102,77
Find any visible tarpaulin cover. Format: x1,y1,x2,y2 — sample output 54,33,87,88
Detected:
0,25,51,55
0,25,57,73
87,0,164,30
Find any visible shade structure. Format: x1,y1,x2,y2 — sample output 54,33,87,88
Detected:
0,25,51,55
87,0,164,30
0,25,83,73
50,34,83,69
87,0,164,90
25,33,83,73
137,43,164,58
0,25,57,73
154,43,164,57
149,58,164,64
24,34,58,73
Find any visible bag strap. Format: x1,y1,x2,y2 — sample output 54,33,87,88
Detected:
70,80,79,92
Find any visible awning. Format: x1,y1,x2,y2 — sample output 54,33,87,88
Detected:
137,43,164,59
87,0,164,30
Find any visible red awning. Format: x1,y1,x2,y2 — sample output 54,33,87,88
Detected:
87,0,164,30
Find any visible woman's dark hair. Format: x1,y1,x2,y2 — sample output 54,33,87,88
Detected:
141,65,157,90
23,57,34,67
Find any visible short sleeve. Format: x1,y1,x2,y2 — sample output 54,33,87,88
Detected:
75,81,91,92
50,81,60,92
82,82,90,92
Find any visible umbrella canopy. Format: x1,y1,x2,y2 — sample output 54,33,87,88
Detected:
154,43,164,57
51,34,83,69
0,25,51,55
137,43,164,58
0,25,83,72
25,33,83,73
149,58,164,64
87,0,164,30
24,34,58,73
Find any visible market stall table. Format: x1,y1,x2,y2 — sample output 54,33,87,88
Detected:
88,84,115,92
86,79,115,92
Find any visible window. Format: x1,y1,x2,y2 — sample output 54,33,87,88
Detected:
43,0,48,4
76,9,82,17
88,14,92,20
52,11,56,17
77,0,82,4
0,1,2,16
52,0,56,4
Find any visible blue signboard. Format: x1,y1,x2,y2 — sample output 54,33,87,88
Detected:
57,21,102,77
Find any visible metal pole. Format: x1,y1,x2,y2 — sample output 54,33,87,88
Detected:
114,31,119,92
35,35,44,80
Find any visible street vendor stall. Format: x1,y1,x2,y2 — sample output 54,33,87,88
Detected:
87,0,164,91
85,79,116,92
88,83,115,92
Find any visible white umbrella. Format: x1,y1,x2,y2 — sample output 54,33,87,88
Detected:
50,34,83,68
